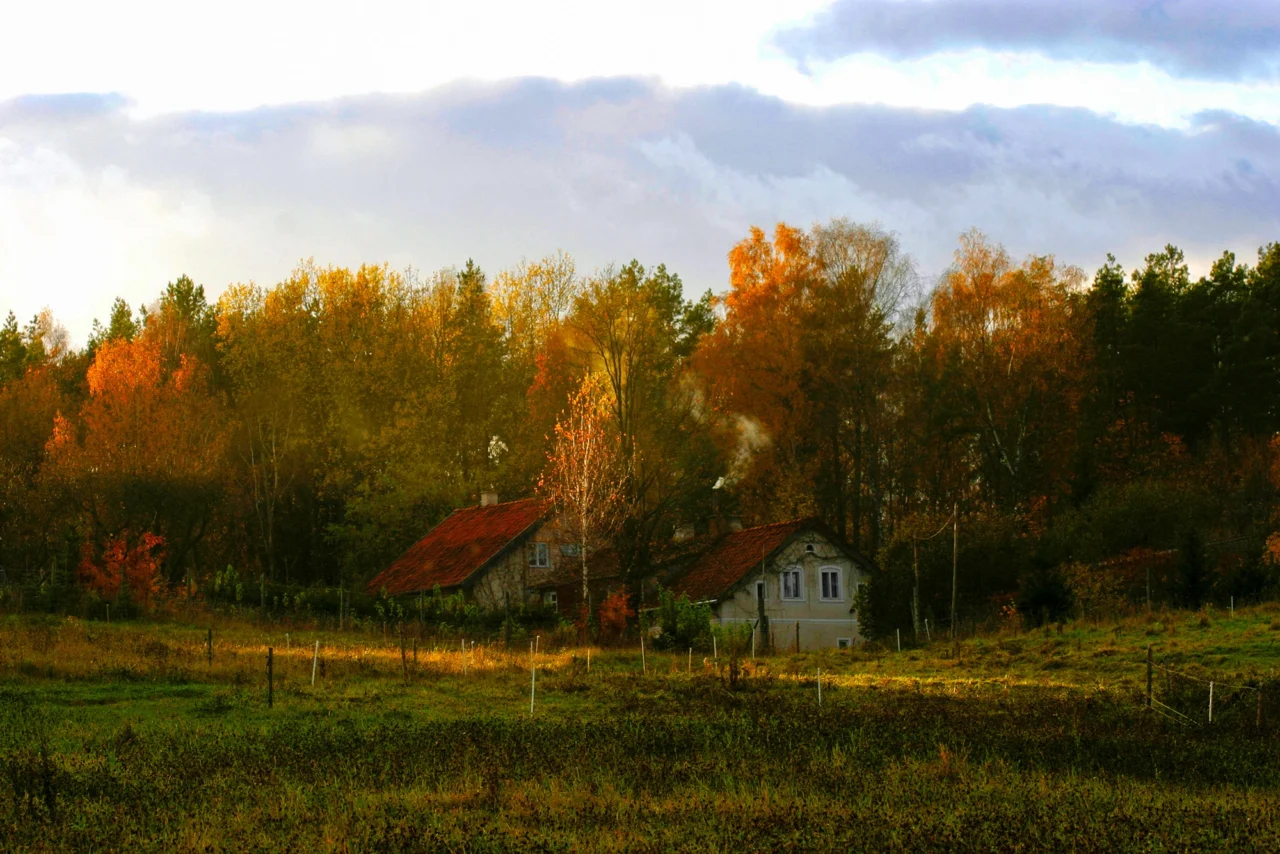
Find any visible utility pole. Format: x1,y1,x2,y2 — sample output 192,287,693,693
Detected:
911,538,921,638
950,503,958,644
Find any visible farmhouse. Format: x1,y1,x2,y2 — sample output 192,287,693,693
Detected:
664,518,873,651
365,493,559,609
366,493,874,649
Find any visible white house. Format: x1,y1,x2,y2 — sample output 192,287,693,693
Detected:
666,518,873,650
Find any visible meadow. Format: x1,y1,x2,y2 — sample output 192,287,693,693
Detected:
2,605,1280,852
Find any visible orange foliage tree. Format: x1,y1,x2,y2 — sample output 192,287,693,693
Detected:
927,230,1089,511
78,530,166,606
44,336,227,586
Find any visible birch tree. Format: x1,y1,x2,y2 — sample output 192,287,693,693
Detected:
540,374,628,629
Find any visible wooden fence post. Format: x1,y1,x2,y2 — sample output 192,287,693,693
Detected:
1146,645,1152,708
311,640,320,686
267,647,274,708
1209,681,1214,724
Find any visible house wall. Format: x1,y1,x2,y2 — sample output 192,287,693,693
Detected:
469,520,576,611
713,530,869,650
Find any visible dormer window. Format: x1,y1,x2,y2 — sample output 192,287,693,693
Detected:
805,544,816,554
528,542,550,567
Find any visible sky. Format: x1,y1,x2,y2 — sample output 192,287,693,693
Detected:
2,0,1279,343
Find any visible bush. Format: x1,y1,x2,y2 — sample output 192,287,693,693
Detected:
1016,567,1074,628
651,586,712,651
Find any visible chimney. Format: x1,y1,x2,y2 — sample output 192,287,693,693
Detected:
480,491,499,507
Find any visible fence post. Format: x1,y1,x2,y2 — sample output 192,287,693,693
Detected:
795,621,800,653
1209,681,1214,724
311,640,320,686
897,629,901,653
713,635,717,661
817,667,822,706
641,632,647,675
1152,645,1162,711
267,647,274,709
530,641,536,714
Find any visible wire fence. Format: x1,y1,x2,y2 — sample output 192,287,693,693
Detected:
1143,648,1267,728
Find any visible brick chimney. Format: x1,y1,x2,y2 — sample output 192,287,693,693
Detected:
480,491,499,507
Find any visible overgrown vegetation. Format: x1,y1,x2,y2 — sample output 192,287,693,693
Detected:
3,606,1279,851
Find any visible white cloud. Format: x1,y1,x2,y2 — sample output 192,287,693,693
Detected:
1,81,1275,345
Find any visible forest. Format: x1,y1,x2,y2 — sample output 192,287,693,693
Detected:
2,220,1279,635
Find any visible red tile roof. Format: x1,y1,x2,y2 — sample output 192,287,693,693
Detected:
365,498,551,596
668,519,812,602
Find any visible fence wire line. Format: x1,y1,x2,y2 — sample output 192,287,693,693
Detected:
1151,661,1261,694
1147,697,1196,727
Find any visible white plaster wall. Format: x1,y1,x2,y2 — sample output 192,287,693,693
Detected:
713,530,869,650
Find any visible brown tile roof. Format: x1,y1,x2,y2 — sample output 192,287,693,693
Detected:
668,519,812,602
365,498,551,596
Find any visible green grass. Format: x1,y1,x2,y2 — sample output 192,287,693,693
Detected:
2,605,1280,851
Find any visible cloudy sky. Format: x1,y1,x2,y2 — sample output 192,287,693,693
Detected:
3,0,1278,342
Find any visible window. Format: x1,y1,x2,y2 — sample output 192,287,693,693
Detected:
528,542,550,567
837,637,852,650
560,543,580,557
546,590,558,609
804,543,816,554
755,580,766,601
780,568,803,600
820,567,843,601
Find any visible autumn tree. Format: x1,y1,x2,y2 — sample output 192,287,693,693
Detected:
927,231,1088,511
42,336,228,585
569,261,716,581
540,374,628,627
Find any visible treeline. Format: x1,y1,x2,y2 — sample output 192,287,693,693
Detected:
2,222,1279,631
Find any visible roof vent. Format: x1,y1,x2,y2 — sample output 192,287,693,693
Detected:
480,491,499,507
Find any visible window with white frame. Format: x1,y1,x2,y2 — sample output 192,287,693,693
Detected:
837,637,852,649
780,567,804,600
528,542,550,567
820,567,843,601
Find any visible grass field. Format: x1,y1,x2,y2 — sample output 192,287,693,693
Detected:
2,605,1280,852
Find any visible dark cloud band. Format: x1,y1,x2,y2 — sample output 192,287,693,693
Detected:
777,0,1280,81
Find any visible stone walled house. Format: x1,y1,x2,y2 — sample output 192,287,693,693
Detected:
665,518,873,650
365,494,564,609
